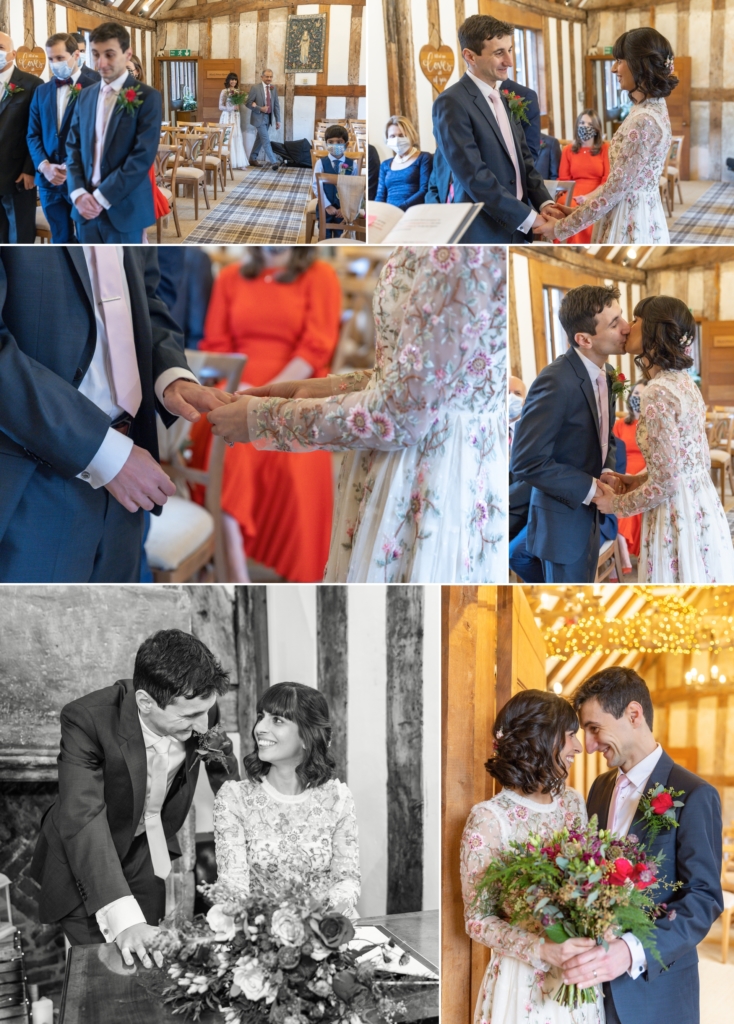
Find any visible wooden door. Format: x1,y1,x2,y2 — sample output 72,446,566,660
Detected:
701,321,734,405
201,59,242,124
665,55,690,180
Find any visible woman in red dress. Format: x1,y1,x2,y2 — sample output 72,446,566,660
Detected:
557,110,610,245
190,247,342,582
612,382,647,557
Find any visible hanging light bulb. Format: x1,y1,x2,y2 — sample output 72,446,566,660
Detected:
711,665,719,677
627,248,637,260
552,681,563,694
720,674,727,683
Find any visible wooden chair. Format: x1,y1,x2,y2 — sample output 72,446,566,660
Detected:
708,414,734,504
544,180,576,205
169,133,211,219
665,136,685,210
208,122,235,181
315,172,366,241
200,127,226,197
595,537,623,582
155,144,180,241
147,351,246,583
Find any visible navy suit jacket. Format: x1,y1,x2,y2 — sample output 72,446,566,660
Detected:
502,78,540,161
0,66,43,193
30,679,240,923
65,74,161,232
535,133,562,180
432,73,552,242
510,346,617,565
587,750,723,1024
27,67,100,191
0,247,188,542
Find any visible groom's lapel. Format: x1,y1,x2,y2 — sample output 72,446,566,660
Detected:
461,74,514,164
594,770,618,830
567,347,602,446
628,748,675,848
118,682,148,835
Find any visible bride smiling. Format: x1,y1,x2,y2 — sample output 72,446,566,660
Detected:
213,683,361,917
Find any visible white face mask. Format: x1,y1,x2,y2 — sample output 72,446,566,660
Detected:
387,136,412,156
0,51,8,71
50,61,74,81
508,394,524,421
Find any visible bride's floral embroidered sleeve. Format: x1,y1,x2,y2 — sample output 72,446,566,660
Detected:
554,112,665,242
245,246,505,452
213,781,251,896
325,787,361,914
613,384,681,517
460,804,550,971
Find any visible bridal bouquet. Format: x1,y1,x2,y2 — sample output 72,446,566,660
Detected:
141,882,432,1024
473,816,670,1011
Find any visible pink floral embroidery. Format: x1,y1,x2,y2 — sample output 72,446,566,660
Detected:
429,246,461,272
346,405,373,437
370,411,395,442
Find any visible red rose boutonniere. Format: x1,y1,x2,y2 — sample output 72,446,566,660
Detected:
501,89,531,125
609,365,633,400
189,726,234,773
633,784,685,841
117,83,144,114
67,82,83,105
2,81,24,102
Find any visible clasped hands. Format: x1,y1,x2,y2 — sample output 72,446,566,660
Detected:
532,203,574,240
543,935,632,988
592,471,643,513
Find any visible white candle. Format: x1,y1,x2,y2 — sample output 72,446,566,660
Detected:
31,997,54,1024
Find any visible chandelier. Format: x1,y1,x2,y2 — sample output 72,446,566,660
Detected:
542,586,733,662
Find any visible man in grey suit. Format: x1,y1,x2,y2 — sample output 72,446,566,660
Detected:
246,68,281,168
510,284,626,582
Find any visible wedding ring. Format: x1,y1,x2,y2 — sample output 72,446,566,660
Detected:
593,971,598,978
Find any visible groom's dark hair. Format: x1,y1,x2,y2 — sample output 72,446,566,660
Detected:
90,22,130,52
133,629,229,708
559,284,621,349
572,667,654,729
458,15,514,55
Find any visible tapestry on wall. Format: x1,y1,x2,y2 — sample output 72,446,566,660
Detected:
285,13,327,74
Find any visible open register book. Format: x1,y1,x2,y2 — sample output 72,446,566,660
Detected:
367,201,484,244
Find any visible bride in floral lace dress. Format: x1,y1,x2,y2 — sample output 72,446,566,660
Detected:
214,683,361,917
207,246,507,583
593,296,734,583
461,691,602,1024
535,28,675,245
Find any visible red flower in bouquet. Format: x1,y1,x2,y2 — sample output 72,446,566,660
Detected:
650,791,674,815
607,857,656,890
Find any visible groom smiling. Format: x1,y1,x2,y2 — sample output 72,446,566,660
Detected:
569,668,723,1024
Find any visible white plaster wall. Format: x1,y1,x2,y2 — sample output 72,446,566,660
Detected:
32,0,47,73
55,4,66,32
655,4,677,50
266,585,318,688
548,18,562,139
368,0,393,159
410,0,436,155
293,95,316,142
560,19,573,139
9,0,23,55
327,3,350,84
211,16,229,59
719,261,734,320
688,267,704,314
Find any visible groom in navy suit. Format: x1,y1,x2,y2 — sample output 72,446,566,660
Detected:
570,669,723,1024
27,33,100,243
66,22,160,242
432,16,556,243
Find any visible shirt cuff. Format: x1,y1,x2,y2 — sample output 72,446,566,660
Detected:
539,200,554,210
92,188,111,210
96,896,147,943
38,160,50,173
517,208,537,235
582,478,598,506
621,933,647,979
70,187,87,205
155,367,199,406
77,427,134,489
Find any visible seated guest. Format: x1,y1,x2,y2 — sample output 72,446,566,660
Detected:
0,32,42,243
535,132,561,180
27,33,99,243
613,382,647,558
508,374,526,447
312,124,357,237
66,21,162,243
557,110,610,244
375,115,432,210
126,54,143,80
501,78,540,161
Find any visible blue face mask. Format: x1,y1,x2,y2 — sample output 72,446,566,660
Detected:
0,52,8,71
51,61,73,81
327,143,346,158
77,54,84,67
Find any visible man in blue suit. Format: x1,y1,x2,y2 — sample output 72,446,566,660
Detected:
432,16,558,242
510,284,627,582
66,22,160,243
570,669,723,1024
27,33,100,243
501,77,540,161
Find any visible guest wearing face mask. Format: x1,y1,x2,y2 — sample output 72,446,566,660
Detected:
312,125,358,238
375,115,432,210
72,33,99,77
557,110,610,245
0,32,42,243
27,33,100,243
612,380,647,558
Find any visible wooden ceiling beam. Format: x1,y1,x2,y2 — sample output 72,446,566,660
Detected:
492,0,586,21
155,0,363,21
521,245,646,282
642,246,734,270
54,0,156,29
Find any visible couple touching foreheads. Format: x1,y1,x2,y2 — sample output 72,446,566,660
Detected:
30,630,360,969
461,669,723,1024
511,284,734,584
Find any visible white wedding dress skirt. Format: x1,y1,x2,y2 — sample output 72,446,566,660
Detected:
476,953,604,1024
219,108,248,169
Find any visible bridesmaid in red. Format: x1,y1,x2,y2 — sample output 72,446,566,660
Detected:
557,110,610,245
190,247,342,582
612,382,647,557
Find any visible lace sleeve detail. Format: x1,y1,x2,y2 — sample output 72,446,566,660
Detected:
219,90,229,112
555,112,665,241
246,247,503,453
325,786,361,914
213,781,250,897
328,370,373,393
613,383,681,517
561,787,589,827
460,803,550,971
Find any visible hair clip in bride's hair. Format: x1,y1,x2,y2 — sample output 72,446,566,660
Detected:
680,332,693,345
664,56,675,74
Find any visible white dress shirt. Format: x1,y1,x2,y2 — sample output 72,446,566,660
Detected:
95,715,188,943
575,349,611,505
69,70,128,211
465,70,552,235
609,743,664,980
75,245,197,488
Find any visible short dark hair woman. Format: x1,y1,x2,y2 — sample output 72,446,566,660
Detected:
535,26,677,245
594,294,734,582
460,691,598,1022
213,683,361,915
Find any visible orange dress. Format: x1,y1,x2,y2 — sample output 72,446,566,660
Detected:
190,260,342,581
613,417,646,557
149,165,170,219
557,142,611,245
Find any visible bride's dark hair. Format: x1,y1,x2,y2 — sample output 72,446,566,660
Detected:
485,690,579,797
612,27,678,98
633,295,695,376
243,682,337,789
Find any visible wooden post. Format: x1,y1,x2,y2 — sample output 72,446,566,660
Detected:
345,5,362,120
200,17,212,59
255,8,268,77
316,587,348,781
382,0,418,126
0,0,8,35
23,0,34,49
188,585,240,732
46,1,55,39
229,11,239,59
315,5,330,126
234,586,270,753
386,586,424,914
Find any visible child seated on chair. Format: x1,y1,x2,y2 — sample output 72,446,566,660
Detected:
313,125,357,238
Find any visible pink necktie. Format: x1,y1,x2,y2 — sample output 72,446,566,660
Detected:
144,737,172,879
487,87,523,200
608,772,632,835
92,84,115,185
597,368,609,465
90,247,142,417
264,84,270,113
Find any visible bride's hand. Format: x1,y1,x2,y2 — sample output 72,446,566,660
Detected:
208,396,252,445
541,936,596,968
243,378,335,400
611,472,645,493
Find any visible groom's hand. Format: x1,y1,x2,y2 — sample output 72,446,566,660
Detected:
562,938,632,988
105,444,176,513
161,378,236,423
116,922,164,969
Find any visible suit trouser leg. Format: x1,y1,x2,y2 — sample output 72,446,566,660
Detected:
76,211,141,243
0,465,143,583
602,984,622,1024
39,188,77,243
509,525,545,582
1,187,38,242
255,122,276,164
541,512,600,583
